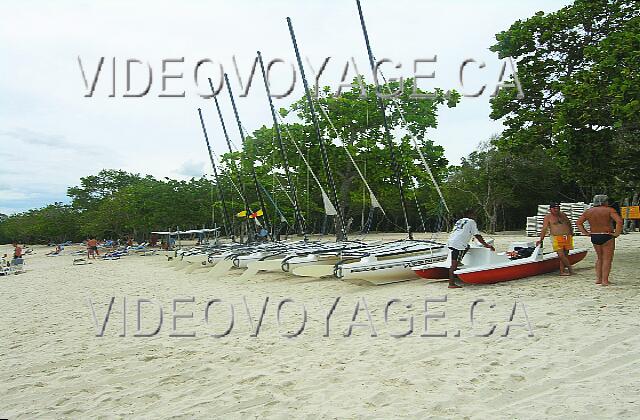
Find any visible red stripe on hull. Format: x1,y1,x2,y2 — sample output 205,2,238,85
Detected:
458,251,588,284
414,267,450,279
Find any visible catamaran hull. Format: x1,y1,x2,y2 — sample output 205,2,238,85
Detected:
413,266,450,280
338,252,448,283
457,249,588,284
233,252,276,268
282,254,341,272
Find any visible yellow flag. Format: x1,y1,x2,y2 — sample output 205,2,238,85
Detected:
236,210,247,217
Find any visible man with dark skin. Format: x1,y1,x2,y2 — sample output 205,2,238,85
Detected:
576,195,623,286
447,210,494,289
537,202,574,275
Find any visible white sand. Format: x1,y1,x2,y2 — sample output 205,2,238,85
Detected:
1,233,639,418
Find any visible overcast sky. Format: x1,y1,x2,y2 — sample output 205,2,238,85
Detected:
0,0,572,215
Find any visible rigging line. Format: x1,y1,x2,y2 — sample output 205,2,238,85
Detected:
214,178,219,228
400,155,435,239
208,77,251,225
319,99,406,233
277,114,338,217
361,166,366,232
277,115,328,196
224,72,272,238
315,97,386,216
209,147,248,207
361,122,368,234
287,16,346,241
289,101,403,233
374,68,450,215
268,129,297,209
356,0,412,238
237,122,300,210
411,176,427,234
258,182,287,223
197,107,232,238
393,100,450,215
258,50,306,236
306,139,310,228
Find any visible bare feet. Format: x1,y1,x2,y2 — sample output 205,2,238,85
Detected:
601,281,612,286
448,284,462,289
559,272,571,276
595,280,602,284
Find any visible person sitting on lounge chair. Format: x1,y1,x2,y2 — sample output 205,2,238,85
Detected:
257,227,269,242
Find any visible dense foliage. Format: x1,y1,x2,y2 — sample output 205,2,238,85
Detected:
490,0,640,196
0,173,216,244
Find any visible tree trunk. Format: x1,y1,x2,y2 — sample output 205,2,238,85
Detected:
623,197,631,233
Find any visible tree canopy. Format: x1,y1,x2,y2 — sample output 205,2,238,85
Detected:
490,0,640,194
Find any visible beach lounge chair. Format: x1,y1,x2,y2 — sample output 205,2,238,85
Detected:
9,258,25,274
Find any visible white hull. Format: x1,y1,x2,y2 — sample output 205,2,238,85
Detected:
339,250,449,283
282,254,341,272
241,254,341,280
233,251,277,268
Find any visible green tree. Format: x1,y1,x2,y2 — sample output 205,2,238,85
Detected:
444,138,564,232
490,0,640,195
240,78,458,233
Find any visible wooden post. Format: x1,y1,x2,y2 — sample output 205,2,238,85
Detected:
632,191,639,232
623,197,631,234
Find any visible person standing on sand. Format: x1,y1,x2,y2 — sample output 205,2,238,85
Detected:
87,237,99,259
576,194,623,286
537,202,575,276
447,210,495,289
12,243,22,259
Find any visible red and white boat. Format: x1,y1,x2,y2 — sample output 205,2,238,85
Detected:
413,241,588,284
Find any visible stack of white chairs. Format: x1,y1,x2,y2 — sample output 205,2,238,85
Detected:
526,202,591,237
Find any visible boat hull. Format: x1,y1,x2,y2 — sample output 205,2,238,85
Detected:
457,250,588,284
413,266,450,280
339,252,448,283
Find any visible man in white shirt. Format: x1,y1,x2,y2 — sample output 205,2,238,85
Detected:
447,211,494,288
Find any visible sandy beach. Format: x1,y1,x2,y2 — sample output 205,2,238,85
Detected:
1,232,639,418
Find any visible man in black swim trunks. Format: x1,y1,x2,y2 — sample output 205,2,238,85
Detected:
576,195,623,286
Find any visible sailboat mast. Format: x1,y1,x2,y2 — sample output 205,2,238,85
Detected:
208,79,251,209
209,79,249,201
256,51,306,236
355,0,413,239
197,108,232,238
287,17,347,241
223,72,273,239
